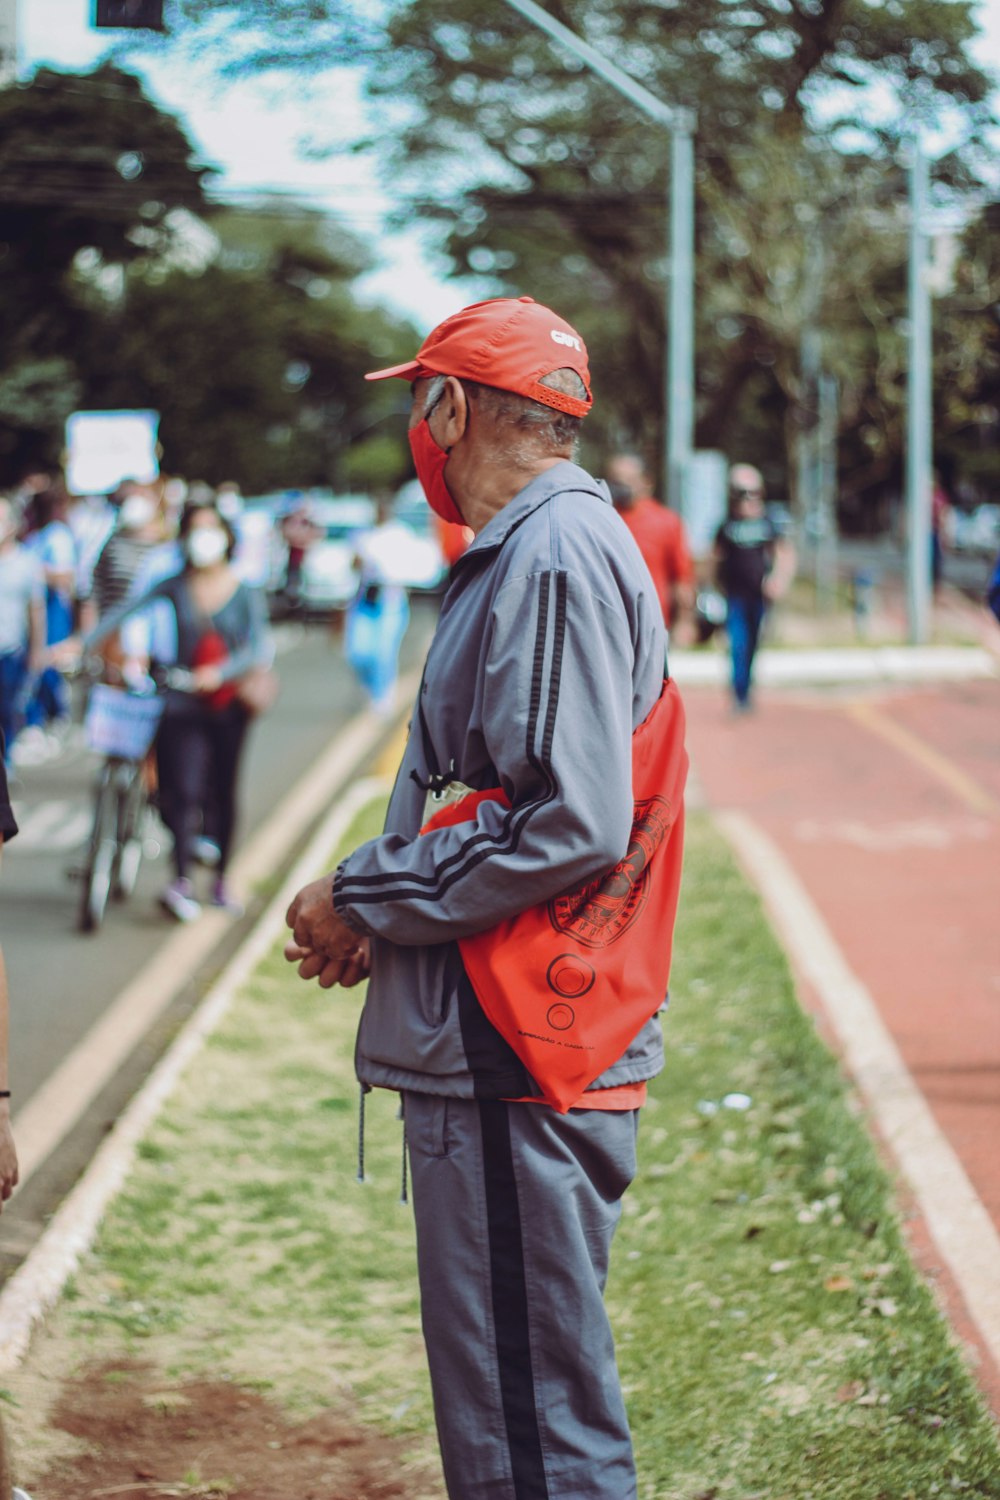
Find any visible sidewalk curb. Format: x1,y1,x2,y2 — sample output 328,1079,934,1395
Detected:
715,809,1000,1381
0,769,391,1377
670,645,998,687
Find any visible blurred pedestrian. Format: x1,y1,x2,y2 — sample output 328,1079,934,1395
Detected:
931,470,952,594
285,296,682,1500
0,499,45,764
87,484,163,623
714,464,795,712
279,496,321,611
606,452,695,641
20,485,77,749
217,483,272,590
986,544,1000,625
82,500,273,922
433,511,474,569
344,498,411,717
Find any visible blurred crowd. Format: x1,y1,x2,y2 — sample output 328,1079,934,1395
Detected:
0,469,267,770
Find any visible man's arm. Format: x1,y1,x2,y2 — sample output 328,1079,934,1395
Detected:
295,569,637,964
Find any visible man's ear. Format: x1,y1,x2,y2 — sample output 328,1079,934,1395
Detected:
432,377,469,449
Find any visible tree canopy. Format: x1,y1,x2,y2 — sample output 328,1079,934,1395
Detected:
0,63,417,490
113,0,1000,514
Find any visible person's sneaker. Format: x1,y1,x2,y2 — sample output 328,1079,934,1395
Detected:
210,878,243,916
160,877,202,923
192,835,222,867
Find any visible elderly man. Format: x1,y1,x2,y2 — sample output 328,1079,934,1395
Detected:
285,297,677,1500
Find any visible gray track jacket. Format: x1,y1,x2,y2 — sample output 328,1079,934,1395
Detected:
334,461,668,1099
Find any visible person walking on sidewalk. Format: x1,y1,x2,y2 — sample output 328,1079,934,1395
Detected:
285,296,677,1500
344,497,412,719
606,451,695,641
0,499,45,764
79,500,273,922
714,463,795,712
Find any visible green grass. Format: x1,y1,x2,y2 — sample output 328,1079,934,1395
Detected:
13,802,1000,1498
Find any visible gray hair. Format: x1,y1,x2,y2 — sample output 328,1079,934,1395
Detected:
424,370,585,462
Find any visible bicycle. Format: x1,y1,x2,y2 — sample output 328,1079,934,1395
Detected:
76,663,180,933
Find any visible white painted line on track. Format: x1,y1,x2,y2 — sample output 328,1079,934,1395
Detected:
716,808,1000,1375
9,667,420,1192
0,772,390,1374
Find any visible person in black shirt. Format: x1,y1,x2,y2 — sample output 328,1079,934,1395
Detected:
714,465,795,711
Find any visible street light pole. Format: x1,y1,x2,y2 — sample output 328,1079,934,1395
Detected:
667,115,695,515
502,0,695,516
906,137,932,645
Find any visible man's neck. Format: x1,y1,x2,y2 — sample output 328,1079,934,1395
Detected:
459,456,567,535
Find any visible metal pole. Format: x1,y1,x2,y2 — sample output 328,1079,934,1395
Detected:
502,0,678,128
817,371,839,611
501,0,695,514
906,138,932,645
0,0,17,88
666,114,695,516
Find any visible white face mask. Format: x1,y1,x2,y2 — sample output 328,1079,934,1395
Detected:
120,495,156,531
186,527,228,569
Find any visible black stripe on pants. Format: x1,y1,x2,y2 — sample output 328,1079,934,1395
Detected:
479,1099,549,1500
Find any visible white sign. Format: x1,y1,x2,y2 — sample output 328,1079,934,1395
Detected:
65,410,160,496
684,449,729,558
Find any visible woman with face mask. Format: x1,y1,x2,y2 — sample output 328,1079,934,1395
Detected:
79,499,273,922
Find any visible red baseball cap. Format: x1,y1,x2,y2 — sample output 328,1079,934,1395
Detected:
365,296,592,418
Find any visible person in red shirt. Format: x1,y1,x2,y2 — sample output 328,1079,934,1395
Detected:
606,453,695,638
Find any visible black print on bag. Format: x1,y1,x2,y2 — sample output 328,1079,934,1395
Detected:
547,797,674,949
545,954,596,1000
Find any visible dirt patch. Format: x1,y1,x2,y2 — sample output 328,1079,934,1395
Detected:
34,1359,435,1500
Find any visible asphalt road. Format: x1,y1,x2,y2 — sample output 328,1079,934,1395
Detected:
0,604,436,1272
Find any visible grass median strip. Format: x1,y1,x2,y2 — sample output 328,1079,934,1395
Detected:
9,801,1000,1498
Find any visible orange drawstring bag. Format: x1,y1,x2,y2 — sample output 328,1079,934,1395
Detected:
421,677,687,1112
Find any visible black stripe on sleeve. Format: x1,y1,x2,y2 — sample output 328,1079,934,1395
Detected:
338,571,566,907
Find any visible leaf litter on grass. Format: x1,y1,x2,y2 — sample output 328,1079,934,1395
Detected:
7,802,1000,1499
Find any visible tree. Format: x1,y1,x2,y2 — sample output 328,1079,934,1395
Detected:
0,63,209,477
0,66,418,491
79,202,418,491
134,0,999,516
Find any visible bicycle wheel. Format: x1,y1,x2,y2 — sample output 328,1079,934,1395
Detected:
78,763,119,933
113,762,147,901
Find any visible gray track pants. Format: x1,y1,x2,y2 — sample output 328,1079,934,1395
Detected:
404,1092,640,1500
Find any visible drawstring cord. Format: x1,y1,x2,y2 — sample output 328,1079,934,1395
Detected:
356,1085,410,1208
399,1095,409,1206
357,1084,370,1184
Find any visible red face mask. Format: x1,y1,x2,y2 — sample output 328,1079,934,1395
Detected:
408,417,465,527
